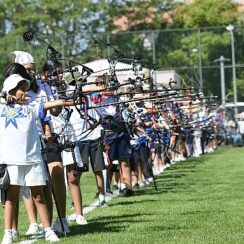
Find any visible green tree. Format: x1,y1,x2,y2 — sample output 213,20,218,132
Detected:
172,0,239,28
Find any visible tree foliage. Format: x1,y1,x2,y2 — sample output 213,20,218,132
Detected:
0,0,243,102
172,0,239,28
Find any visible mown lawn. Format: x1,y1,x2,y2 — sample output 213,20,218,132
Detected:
1,146,244,243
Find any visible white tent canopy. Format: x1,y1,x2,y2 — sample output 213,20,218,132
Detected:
78,58,135,83
73,58,182,89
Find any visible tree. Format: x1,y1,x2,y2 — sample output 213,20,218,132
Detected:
0,0,113,77
172,0,239,28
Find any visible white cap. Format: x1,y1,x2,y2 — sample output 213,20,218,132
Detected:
12,51,35,65
2,74,30,94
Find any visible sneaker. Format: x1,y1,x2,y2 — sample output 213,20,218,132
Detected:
76,215,88,225
1,230,12,244
11,230,19,241
99,200,109,208
153,169,160,175
52,217,70,234
45,228,60,242
144,179,151,186
165,163,171,168
119,188,134,197
133,183,140,190
25,222,39,236
158,166,165,173
139,182,145,188
112,184,119,191
147,177,154,183
106,189,113,196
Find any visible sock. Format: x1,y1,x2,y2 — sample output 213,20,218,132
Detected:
44,227,52,233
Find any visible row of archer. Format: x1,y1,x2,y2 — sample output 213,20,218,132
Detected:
0,44,221,244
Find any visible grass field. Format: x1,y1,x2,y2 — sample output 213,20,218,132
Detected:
1,146,244,243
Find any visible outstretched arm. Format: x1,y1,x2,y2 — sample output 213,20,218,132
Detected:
44,99,79,111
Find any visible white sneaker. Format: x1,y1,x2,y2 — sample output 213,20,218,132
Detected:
170,160,176,164
11,230,19,241
76,215,88,225
52,217,70,234
25,222,39,236
144,179,151,186
158,167,165,173
153,169,160,175
165,163,171,168
1,230,13,244
45,228,60,242
147,177,154,183
139,182,145,188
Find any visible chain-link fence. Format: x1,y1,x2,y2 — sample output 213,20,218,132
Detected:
3,25,244,102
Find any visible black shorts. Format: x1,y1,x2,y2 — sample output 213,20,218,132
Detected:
79,139,105,172
154,143,162,155
44,139,62,164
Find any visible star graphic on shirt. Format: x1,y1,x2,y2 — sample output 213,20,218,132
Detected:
0,106,26,128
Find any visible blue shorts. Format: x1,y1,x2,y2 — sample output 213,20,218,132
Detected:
130,144,149,171
105,131,131,161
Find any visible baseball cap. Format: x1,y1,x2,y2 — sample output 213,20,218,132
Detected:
2,74,30,94
12,51,35,65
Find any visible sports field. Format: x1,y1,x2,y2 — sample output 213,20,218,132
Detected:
1,146,244,243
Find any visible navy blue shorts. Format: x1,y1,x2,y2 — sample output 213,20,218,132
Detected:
130,144,149,171
105,132,131,161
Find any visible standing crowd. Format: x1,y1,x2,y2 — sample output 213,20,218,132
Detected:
0,51,221,244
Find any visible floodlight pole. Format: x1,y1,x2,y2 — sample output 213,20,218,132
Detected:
226,25,238,115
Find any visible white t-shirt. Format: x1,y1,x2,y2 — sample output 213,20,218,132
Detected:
238,120,244,134
0,102,45,165
28,89,49,135
71,98,103,142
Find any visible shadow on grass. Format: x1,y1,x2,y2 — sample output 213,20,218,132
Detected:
68,213,152,236
110,198,159,206
136,159,206,194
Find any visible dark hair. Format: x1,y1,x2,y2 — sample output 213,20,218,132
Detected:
5,63,39,93
5,63,30,80
42,60,63,73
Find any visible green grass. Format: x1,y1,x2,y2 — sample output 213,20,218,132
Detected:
1,146,244,243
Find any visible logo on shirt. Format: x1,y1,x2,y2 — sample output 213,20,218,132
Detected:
0,106,26,128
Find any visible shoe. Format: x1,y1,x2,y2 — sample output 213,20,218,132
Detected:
106,189,113,196
99,200,109,208
45,228,60,242
25,222,39,236
11,230,19,241
139,182,145,188
144,179,151,186
52,217,70,234
133,183,140,190
119,188,134,197
1,230,12,244
153,169,160,175
76,215,88,225
147,177,154,183
165,163,171,168
112,184,119,191
158,166,165,173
